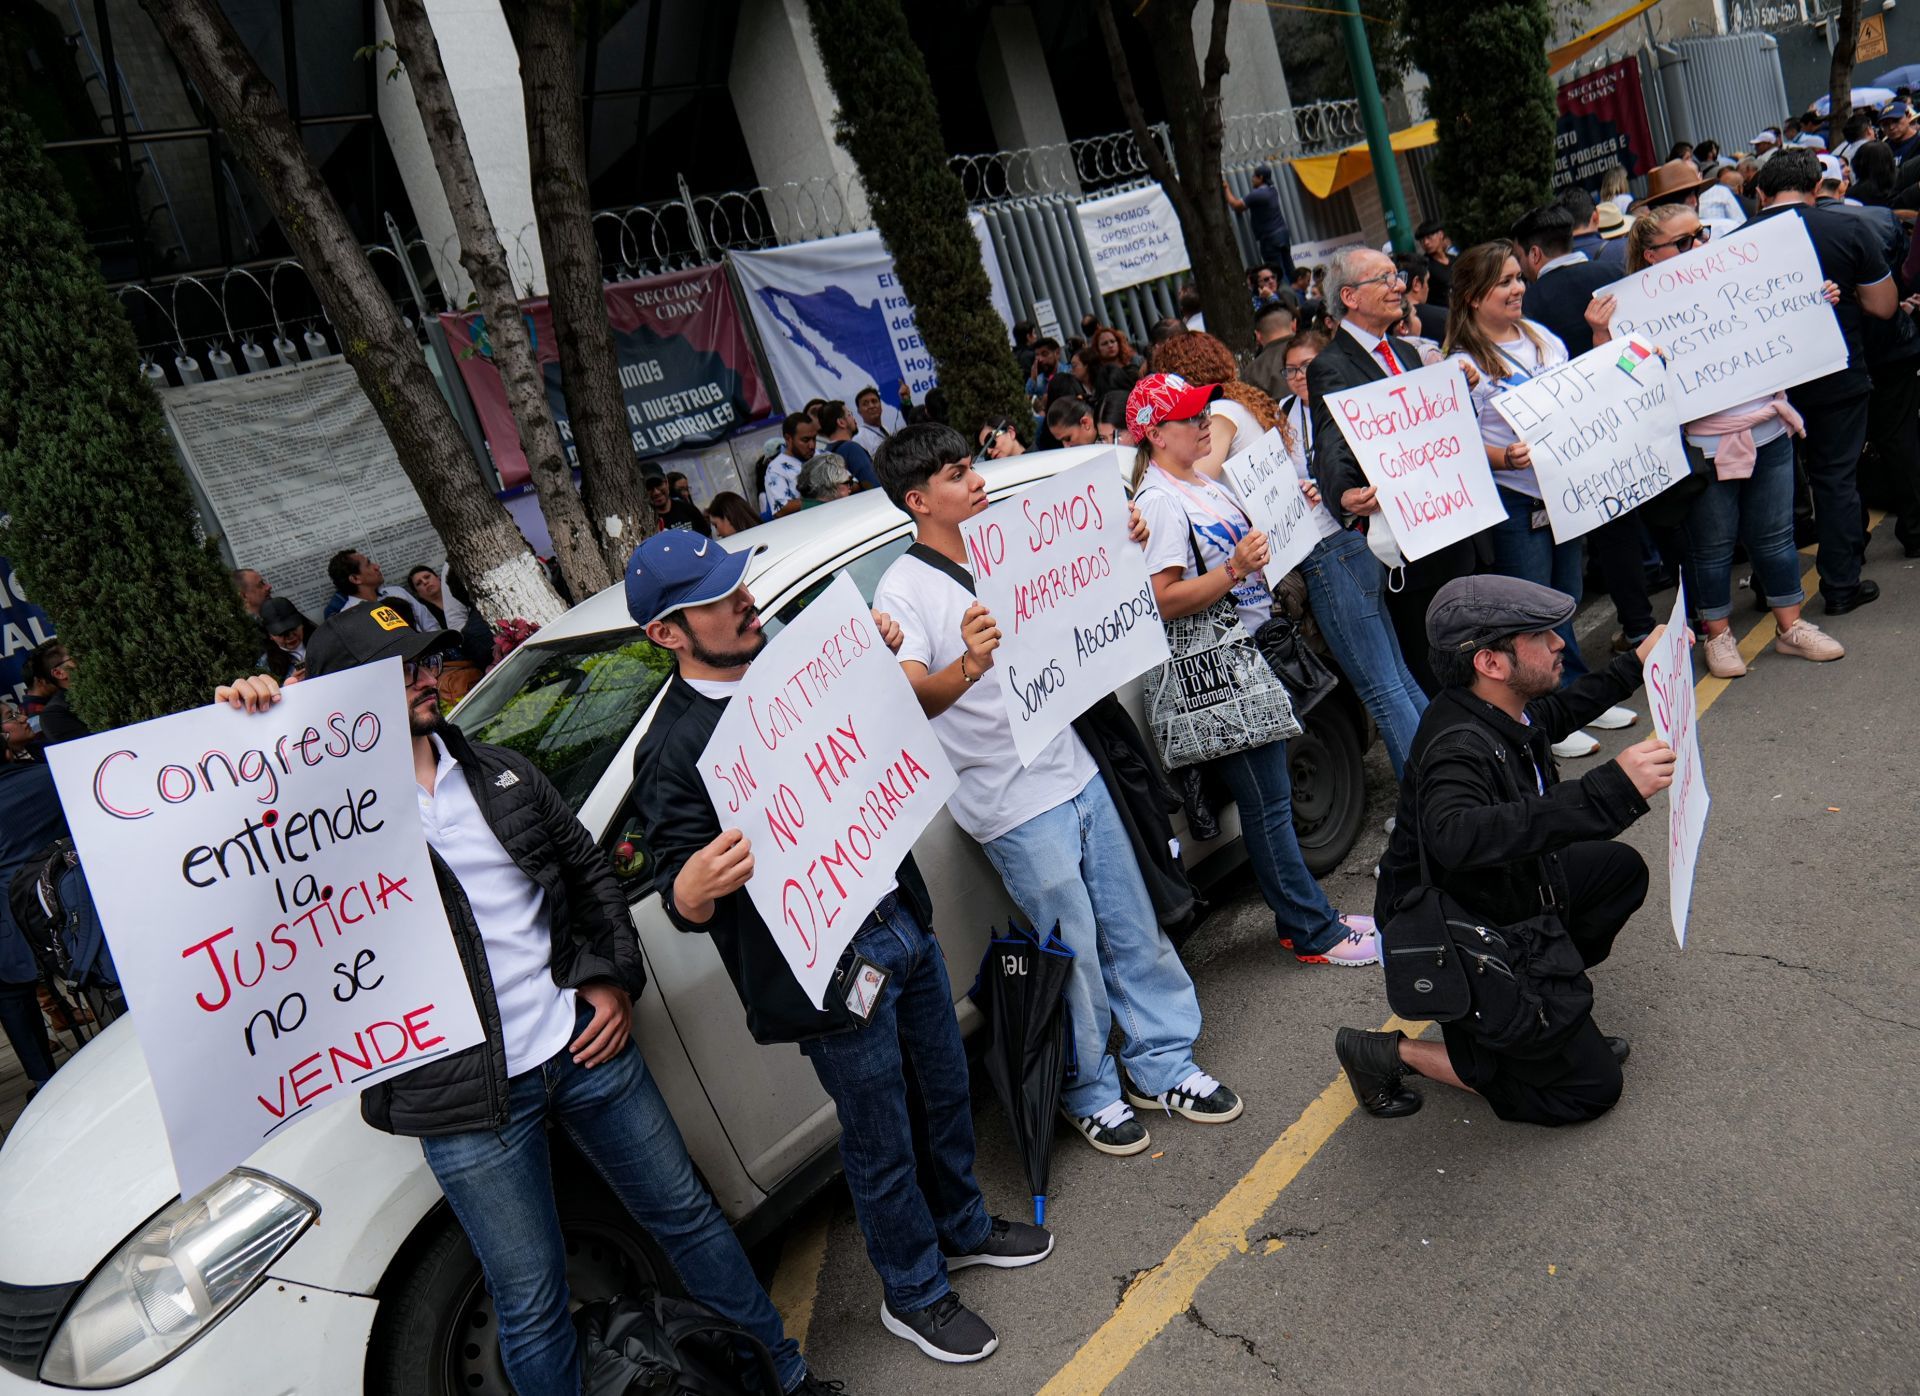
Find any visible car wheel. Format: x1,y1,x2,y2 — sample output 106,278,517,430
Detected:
366,1170,681,1396
1290,702,1367,877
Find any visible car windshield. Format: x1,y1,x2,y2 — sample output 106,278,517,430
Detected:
451,629,673,812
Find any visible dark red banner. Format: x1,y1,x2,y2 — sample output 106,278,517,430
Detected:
440,264,771,488
1554,56,1657,191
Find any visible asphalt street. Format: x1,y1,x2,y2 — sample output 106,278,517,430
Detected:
775,535,1919,1396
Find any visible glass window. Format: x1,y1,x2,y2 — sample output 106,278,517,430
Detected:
451,630,675,813
767,532,913,633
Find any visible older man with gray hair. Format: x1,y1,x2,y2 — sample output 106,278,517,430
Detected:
798,451,855,507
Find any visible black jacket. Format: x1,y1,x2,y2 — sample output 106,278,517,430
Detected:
1374,653,1651,928
1521,257,1617,368
361,723,644,1138
631,673,934,1045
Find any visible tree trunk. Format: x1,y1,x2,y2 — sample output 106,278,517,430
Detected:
141,0,563,625
502,0,654,570
1096,0,1252,356
386,0,612,602
1830,0,1863,139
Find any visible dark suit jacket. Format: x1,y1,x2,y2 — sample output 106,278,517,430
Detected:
1305,324,1424,512
1521,257,1619,365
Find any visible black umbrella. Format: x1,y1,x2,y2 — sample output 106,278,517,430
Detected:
969,922,1077,1225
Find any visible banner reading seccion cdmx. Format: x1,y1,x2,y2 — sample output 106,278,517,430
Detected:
729,217,1014,416
1075,185,1192,294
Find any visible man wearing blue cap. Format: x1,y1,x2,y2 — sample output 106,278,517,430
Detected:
1224,164,1296,281
625,533,1052,1368
1339,576,1679,1128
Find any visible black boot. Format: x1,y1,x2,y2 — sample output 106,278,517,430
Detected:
1335,1027,1422,1118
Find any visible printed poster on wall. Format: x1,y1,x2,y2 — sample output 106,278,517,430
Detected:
44,661,485,1194
958,452,1170,766
729,216,1014,416
697,574,958,1008
1642,585,1709,948
1075,183,1193,294
1554,57,1658,190
439,264,773,489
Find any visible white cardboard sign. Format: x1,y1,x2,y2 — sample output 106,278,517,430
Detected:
1641,585,1710,947
1601,212,1849,422
45,661,484,1195
696,574,958,1006
1222,428,1321,586
1491,337,1688,543
1322,359,1505,561
960,453,1171,765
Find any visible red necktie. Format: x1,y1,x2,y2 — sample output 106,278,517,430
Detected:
1375,340,1402,376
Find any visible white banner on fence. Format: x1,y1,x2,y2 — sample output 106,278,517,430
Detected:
730,217,1014,416
697,574,957,1007
44,662,483,1194
1641,585,1709,948
1222,428,1320,585
162,357,444,625
1601,212,1849,422
1075,184,1194,294
1491,337,1687,543
959,452,1170,766
1322,359,1505,561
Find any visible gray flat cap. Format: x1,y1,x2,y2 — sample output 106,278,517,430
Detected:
1426,575,1577,652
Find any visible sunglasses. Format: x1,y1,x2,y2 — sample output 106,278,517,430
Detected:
403,653,445,684
1650,226,1711,253
980,425,1008,452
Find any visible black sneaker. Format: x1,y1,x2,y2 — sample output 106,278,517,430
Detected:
1060,1101,1151,1155
1125,1069,1244,1124
1335,1026,1421,1118
944,1216,1055,1271
788,1376,847,1395
879,1292,998,1363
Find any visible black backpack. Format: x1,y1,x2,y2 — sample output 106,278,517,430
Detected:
1379,731,1595,1059
577,1294,782,1396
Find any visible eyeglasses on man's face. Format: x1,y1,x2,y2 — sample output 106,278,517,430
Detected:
403,653,445,684
1352,270,1409,292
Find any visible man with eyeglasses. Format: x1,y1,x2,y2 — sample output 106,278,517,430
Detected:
211,604,838,1396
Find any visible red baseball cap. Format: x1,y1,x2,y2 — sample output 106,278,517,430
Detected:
1125,373,1219,432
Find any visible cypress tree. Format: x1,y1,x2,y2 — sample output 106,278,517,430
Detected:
1405,0,1557,247
804,0,1031,441
0,109,260,728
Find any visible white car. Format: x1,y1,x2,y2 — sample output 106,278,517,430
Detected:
0,446,1371,1394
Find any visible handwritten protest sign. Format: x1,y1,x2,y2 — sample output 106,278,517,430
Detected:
1222,428,1320,586
960,452,1171,765
1491,336,1686,543
1602,212,1848,422
1075,184,1192,294
1641,585,1709,947
1323,359,1505,561
45,661,483,1194
697,574,957,1007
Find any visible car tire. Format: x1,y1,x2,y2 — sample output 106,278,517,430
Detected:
1289,701,1367,877
366,1164,682,1396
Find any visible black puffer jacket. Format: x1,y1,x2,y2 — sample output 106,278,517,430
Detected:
362,723,644,1138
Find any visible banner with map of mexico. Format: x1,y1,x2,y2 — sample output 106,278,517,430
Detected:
729,217,1015,415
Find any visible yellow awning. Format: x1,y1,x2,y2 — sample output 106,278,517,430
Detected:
1548,0,1662,75
1288,120,1438,201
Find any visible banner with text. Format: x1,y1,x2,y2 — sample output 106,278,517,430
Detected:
730,217,1014,415
45,661,484,1194
0,553,56,707
697,574,958,1007
439,264,773,489
1642,586,1709,948
1076,184,1193,294
1554,57,1657,190
1222,428,1321,584
960,452,1170,765
1323,360,1504,561
1491,337,1686,543
1602,213,1848,422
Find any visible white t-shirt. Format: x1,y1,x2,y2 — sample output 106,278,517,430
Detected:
1213,397,1341,543
1134,464,1273,634
418,736,576,1077
764,452,806,512
1698,183,1747,229
1470,320,1569,500
874,552,1097,844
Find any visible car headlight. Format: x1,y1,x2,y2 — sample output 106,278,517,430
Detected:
40,1170,316,1387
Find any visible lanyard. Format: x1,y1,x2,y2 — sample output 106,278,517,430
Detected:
1149,465,1250,538
1491,339,1538,382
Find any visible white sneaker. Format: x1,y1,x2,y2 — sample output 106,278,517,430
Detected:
1061,1100,1152,1156
1551,731,1600,759
1125,1069,1245,1123
1588,705,1638,730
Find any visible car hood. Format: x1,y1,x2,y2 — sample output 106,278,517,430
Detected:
0,1020,176,1284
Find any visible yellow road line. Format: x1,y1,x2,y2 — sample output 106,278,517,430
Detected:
769,1210,831,1352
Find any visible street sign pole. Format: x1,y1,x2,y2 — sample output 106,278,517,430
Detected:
1338,0,1415,254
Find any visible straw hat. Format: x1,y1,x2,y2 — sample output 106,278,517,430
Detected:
1596,202,1629,239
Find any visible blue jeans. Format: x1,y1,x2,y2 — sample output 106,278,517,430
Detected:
1490,486,1589,683
799,900,991,1316
1214,738,1344,951
983,777,1203,1119
1681,434,1806,621
420,1005,804,1396
1299,529,1429,777
0,981,55,1086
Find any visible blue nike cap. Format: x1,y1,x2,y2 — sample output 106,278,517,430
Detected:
624,532,762,627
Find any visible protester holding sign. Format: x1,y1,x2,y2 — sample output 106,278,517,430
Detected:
1127,375,1382,968
627,532,1050,1369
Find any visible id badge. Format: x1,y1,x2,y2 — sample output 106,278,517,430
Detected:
1529,508,1550,531
838,953,891,1026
